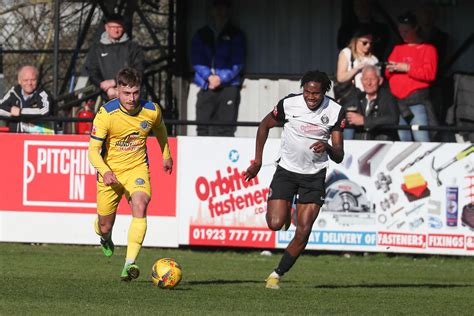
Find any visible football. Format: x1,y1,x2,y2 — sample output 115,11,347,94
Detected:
151,258,182,289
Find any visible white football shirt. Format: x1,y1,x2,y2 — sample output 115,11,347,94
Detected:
272,94,344,174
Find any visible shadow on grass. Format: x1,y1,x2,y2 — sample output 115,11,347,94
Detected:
314,283,474,289
186,279,263,285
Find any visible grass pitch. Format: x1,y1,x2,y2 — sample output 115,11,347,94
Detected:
1,243,473,315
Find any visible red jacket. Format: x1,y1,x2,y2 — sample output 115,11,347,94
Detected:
386,43,438,99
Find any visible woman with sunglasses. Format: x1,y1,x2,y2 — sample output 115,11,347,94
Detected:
336,24,379,139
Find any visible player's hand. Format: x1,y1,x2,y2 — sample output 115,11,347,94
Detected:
346,112,364,126
102,171,119,186
244,161,261,181
310,141,327,154
163,157,173,174
10,106,20,116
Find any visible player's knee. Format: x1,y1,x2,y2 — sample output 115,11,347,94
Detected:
130,199,149,214
267,217,284,231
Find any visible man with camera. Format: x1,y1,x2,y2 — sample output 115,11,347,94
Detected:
345,65,399,140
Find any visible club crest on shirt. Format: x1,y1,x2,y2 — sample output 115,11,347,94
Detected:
135,178,145,185
140,121,151,130
321,114,329,124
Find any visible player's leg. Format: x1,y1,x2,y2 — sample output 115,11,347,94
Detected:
95,181,123,257
121,170,151,281
265,166,297,289
266,166,297,231
95,213,116,257
266,168,325,289
266,203,321,289
266,199,292,230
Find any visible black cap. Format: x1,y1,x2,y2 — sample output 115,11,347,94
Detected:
398,11,418,27
351,24,373,39
105,13,125,24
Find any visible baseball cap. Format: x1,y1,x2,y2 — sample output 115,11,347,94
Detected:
397,11,418,27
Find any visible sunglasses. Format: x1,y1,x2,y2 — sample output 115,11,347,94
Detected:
360,40,372,46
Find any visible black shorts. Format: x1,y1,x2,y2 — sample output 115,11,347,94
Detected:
268,166,326,205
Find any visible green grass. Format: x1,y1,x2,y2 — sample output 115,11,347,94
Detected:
1,243,473,315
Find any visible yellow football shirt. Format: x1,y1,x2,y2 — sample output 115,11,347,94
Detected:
88,98,170,176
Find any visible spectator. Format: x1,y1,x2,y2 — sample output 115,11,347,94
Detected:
191,0,245,137
85,13,144,100
336,25,378,139
386,11,438,142
337,0,391,60
345,65,399,141
0,65,54,134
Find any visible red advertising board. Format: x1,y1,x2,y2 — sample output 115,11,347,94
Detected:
378,232,427,249
466,236,474,251
0,134,177,216
189,225,275,248
427,234,465,249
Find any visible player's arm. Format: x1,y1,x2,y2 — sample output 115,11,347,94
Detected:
327,108,345,163
151,112,173,174
326,131,344,163
310,108,345,163
88,138,119,185
244,105,282,181
87,109,118,185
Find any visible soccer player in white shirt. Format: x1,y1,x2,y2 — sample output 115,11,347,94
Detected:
244,70,345,289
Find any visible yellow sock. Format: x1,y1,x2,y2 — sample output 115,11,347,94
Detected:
126,217,147,263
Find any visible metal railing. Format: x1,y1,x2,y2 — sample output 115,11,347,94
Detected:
1,116,474,135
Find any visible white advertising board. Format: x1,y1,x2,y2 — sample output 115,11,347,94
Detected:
177,136,281,248
177,137,474,255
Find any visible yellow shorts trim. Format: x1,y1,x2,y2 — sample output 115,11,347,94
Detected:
96,166,151,216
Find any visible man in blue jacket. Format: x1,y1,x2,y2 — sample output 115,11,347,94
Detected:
191,0,245,136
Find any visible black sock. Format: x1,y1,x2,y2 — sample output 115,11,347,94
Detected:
274,250,298,276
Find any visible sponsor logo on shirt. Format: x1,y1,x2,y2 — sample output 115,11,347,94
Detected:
300,124,326,136
115,132,141,151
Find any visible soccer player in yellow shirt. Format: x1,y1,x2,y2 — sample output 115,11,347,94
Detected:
88,67,173,281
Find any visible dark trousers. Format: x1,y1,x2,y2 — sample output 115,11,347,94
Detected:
196,86,240,136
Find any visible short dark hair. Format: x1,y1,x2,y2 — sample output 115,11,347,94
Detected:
116,67,141,88
105,13,124,25
300,70,332,93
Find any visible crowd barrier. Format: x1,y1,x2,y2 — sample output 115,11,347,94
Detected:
0,133,473,256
